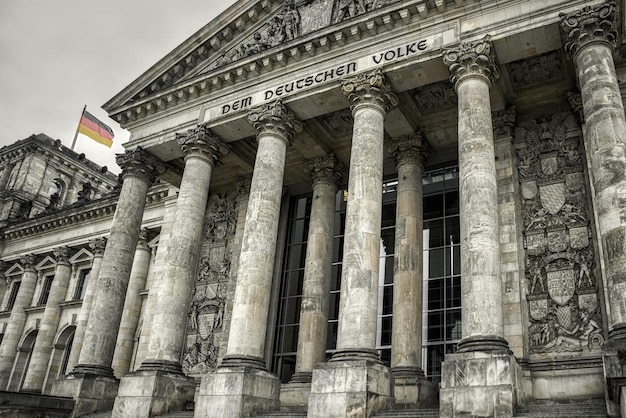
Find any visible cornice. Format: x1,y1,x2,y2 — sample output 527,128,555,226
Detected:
107,0,470,128
1,186,169,240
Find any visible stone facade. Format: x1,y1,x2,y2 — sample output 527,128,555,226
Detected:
1,1,626,417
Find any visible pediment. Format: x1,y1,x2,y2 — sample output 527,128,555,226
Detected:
104,0,421,126
36,255,56,271
69,248,93,265
4,262,24,278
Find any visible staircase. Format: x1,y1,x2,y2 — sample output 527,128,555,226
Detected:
372,408,439,417
514,398,608,417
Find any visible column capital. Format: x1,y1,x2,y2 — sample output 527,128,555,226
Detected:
20,254,36,271
341,69,398,114
176,125,230,164
89,237,107,256
306,153,347,187
137,228,150,249
53,246,70,266
567,91,585,124
386,133,432,168
560,1,618,60
115,147,165,185
248,100,303,144
443,35,500,87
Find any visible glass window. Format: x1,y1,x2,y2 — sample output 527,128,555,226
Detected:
5,281,21,311
74,269,91,300
38,275,54,306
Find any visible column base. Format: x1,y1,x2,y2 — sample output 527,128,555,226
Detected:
50,372,119,417
392,367,437,408
280,380,312,410
602,335,626,417
457,335,511,354
308,359,394,418
439,351,523,418
195,366,280,418
111,369,195,418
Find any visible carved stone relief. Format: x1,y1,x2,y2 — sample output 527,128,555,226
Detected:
182,187,243,375
413,81,458,113
507,51,563,90
516,112,604,355
216,0,400,68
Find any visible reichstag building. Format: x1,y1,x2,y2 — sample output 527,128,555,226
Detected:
0,0,624,417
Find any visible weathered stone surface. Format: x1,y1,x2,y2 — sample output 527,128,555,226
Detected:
195,367,280,418
308,360,394,418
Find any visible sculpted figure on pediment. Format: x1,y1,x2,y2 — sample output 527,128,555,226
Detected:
216,0,399,67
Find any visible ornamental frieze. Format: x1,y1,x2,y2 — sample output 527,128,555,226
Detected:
516,112,604,355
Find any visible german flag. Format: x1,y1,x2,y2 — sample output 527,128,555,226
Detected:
77,110,114,147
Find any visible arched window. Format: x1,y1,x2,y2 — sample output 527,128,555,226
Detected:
43,326,76,394
7,330,37,392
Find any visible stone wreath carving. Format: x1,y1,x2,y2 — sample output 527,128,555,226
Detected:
516,112,604,354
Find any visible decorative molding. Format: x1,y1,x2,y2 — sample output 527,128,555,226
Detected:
386,132,432,168
53,246,70,265
492,106,516,139
341,68,398,113
176,125,230,164
305,153,347,186
443,35,500,87
507,51,563,89
413,81,457,113
20,254,36,270
248,99,303,143
560,1,618,60
567,92,584,124
115,147,166,185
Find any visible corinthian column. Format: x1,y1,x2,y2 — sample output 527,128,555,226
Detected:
65,238,107,374
561,1,626,341
561,2,626,412
439,36,521,418
442,36,508,352
222,100,302,368
73,148,164,377
308,69,397,418
113,128,228,418
387,134,435,406
140,126,228,373
22,247,72,392
0,254,37,389
333,69,397,361
292,154,346,384
196,100,301,418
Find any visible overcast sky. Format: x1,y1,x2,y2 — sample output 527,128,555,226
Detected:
0,0,234,173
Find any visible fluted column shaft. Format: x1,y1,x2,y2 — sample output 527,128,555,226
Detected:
22,247,72,392
66,238,106,374
112,230,151,377
333,70,397,361
141,127,228,373
387,135,430,374
74,148,163,377
292,155,345,382
223,100,301,368
443,36,508,352
0,255,37,389
561,2,626,339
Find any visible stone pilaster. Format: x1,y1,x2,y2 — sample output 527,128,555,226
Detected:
561,2,626,412
386,133,436,407
308,69,397,418
113,128,228,418
196,100,300,418
65,237,106,374
282,154,346,409
52,148,164,417
439,36,522,418
22,247,72,392
112,229,151,378
0,254,37,389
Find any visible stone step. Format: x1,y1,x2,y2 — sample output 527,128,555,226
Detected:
514,399,607,417
154,412,194,418
82,412,112,418
252,411,307,418
372,408,439,417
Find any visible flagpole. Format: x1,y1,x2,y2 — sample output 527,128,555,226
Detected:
71,105,87,151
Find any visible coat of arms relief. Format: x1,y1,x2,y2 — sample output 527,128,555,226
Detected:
183,183,248,375
516,112,604,354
